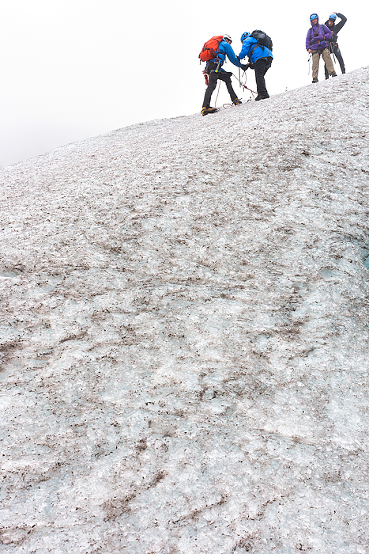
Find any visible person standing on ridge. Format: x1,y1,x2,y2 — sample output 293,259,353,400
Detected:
202,35,244,116
306,13,337,83
324,12,347,79
238,32,273,101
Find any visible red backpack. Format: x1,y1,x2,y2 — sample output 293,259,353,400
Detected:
199,36,223,62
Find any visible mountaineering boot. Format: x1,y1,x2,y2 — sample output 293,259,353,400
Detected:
202,106,218,116
331,72,337,77
232,98,242,105
255,94,269,101
312,77,318,83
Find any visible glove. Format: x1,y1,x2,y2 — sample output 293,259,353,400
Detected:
241,63,249,71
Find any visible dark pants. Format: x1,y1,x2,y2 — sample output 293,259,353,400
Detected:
324,44,345,78
202,62,238,107
254,57,273,98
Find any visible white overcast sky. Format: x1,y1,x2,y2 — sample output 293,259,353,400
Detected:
0,1,367,167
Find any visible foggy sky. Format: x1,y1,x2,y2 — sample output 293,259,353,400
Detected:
1,0,367,167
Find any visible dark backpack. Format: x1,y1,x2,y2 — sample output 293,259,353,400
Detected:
199,36,223,62
250,30,273,51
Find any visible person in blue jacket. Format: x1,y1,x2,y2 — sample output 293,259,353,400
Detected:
202,34,245,116
238,32,273,100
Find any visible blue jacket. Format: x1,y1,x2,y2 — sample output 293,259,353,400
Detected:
210,39,243,69
239,37,273,64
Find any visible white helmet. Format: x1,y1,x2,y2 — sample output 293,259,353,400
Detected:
223,34,232,43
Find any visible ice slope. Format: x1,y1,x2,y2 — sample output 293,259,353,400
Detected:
1,67,369,553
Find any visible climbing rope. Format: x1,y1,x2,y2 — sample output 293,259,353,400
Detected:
231,70,257,99
204,69,257,110
215,71,257,108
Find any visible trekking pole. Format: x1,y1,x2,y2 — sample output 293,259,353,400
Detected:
214,81,222,108
330,43,337,64
308,54,312,74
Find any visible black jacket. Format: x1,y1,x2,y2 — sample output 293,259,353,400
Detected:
324,13,347,44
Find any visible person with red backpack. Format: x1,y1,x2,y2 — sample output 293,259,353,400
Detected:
200,34,245,116
306,13,337,83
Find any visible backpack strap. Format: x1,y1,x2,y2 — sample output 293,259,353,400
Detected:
321,24,328,40
216,42,226,63
250,44,257,58
250,43,265,58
